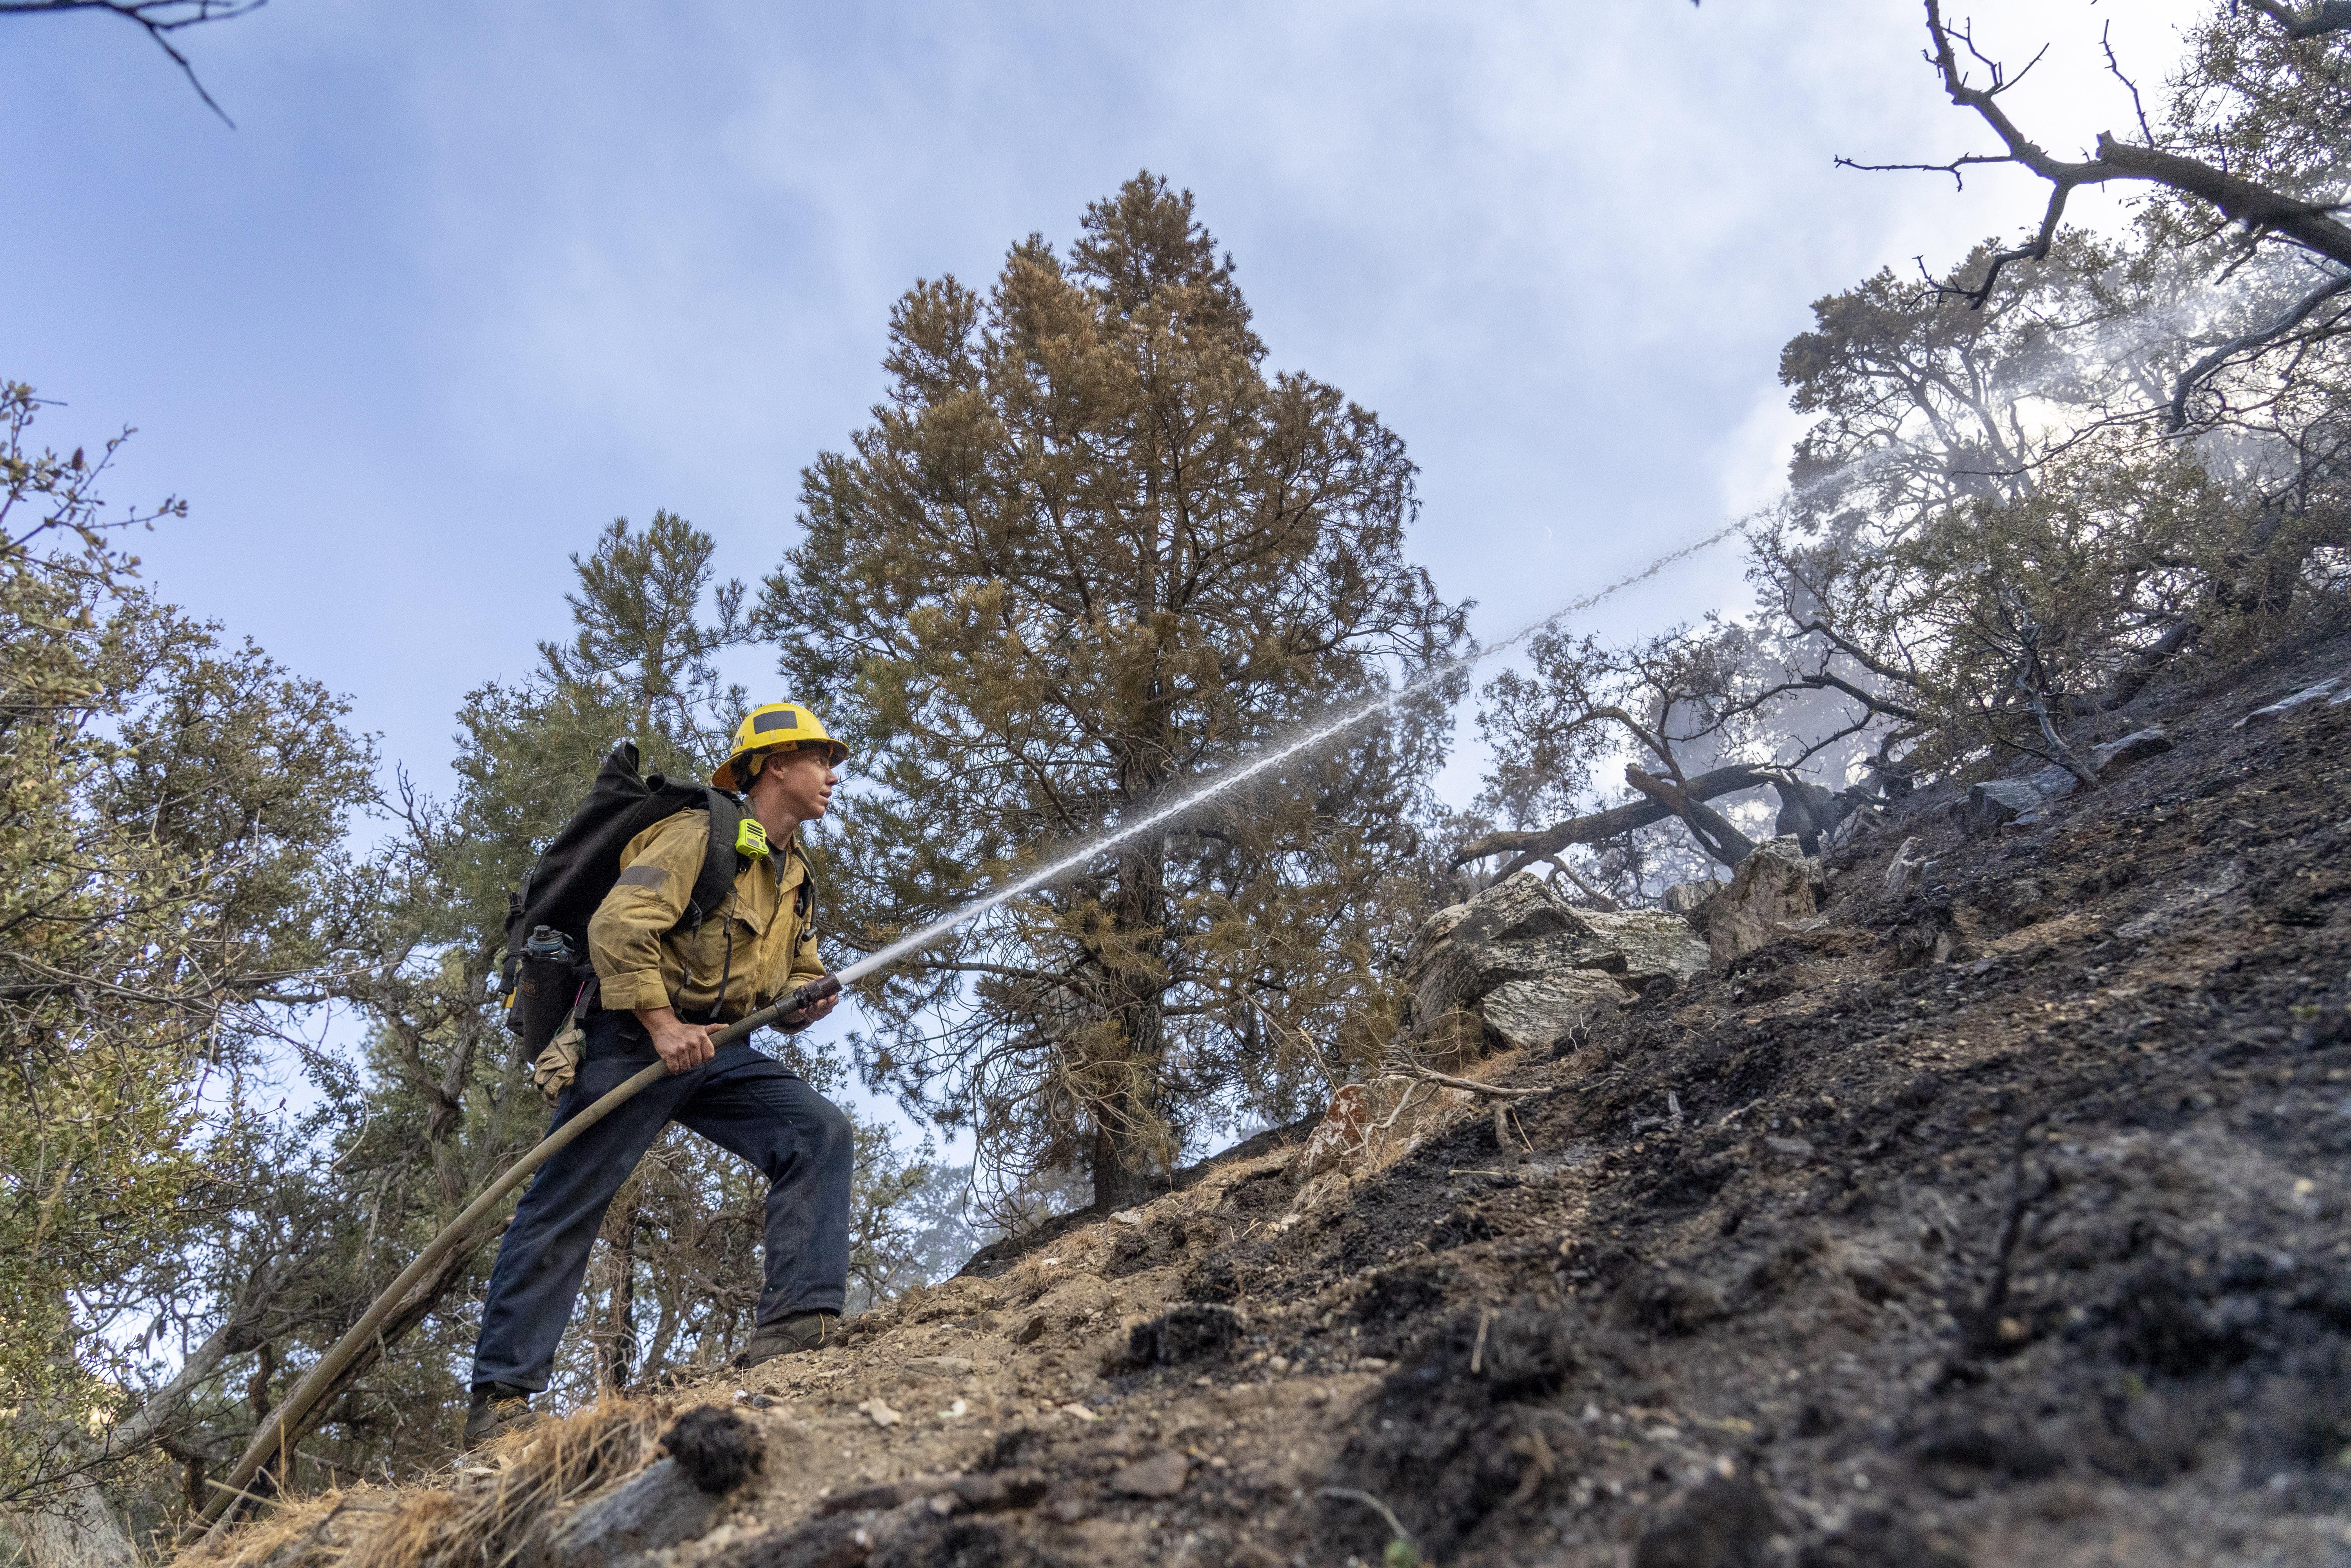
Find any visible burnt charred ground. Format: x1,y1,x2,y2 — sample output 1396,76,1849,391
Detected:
902,634,2351,1567
189,637,2351,1568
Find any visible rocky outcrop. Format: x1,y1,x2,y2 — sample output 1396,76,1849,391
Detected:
1883,835,1927,898
1405,872,1708,1053
2232,675,2344,726
1962,726,2175,834
1578,909,1716,988
1479,969,1632,1053
1660,880,1719,916
1965,767,2083,833
1703,836,1823,965
2091,724,2172,773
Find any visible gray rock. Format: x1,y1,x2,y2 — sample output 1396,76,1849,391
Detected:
2090,725,2171,773
1883,836,1926,899
1969,760,2095,833
1109,1450,1192,1499
1410,872,1708,1020
1707,837,1820,965
1419,871,1582,951
1403,901,1474,971
1481,971,1625,1053
2235,677,2341,728
1407,871,1703,1048
529,1459,726,1568
1411,925,1616,1021
1966,779,2048,834
1660,881,1719,917
2023,765,2080,801
1574,909,1710,987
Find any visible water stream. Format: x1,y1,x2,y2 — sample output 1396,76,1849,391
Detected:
830,513,1753,987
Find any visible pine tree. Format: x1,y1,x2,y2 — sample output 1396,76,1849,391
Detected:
765,174,1467,1211
0,383,376,1549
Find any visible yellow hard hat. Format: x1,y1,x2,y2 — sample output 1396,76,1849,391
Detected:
712,701,848,789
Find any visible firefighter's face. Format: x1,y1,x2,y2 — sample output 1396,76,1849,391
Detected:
755,747,837,823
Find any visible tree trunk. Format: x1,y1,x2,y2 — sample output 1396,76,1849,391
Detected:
596,1192,639,1394
1453,763,1871,877
1449,763,1776,873
9,1482,135,1568
430,999,486,1210
245,1341,283,1499
1089,842,1173,1211
1089,1113,1158,1211
1625,767,1756,868
1088,978,1169,1209
642,1282,684,1388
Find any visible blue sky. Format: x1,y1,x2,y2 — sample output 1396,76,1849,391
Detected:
5,0,2204,812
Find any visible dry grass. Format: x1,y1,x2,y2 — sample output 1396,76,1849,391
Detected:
178,1401,662,1568
1333,1043,1532,1183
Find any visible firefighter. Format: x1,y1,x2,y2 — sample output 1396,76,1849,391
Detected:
464,703,852,1447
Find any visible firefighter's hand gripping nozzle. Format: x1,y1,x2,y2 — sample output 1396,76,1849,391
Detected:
772,970,842,1029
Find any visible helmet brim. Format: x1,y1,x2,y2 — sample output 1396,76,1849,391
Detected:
710,739,849,790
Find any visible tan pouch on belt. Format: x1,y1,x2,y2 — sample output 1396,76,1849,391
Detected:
528,1018,584,1105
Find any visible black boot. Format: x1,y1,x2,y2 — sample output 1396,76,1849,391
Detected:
462,1381,540,1450
732,1310,840,1370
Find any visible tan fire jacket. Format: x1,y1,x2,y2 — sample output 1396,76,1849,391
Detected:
586,809,825,1023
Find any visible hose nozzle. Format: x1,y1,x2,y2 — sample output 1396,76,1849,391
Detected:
773,971,842,1028
708,972,841,1051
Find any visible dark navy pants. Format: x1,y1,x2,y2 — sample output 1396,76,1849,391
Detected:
470,1010,853,1393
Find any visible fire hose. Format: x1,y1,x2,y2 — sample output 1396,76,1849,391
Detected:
184,515,1754,1543
191,971,844,1544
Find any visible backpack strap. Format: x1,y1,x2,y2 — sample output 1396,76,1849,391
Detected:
793,846,815,924
672,788,749,936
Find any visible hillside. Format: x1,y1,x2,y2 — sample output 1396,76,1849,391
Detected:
189,630,2351,1568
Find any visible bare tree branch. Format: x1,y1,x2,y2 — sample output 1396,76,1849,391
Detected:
1379,1060,1538,1100
1449,762,1776,871
2168,270,2351,430
2237,0,2351,40
96,1263,280,1461
0,0,263,125
1787,610,1920,686
1737,664,1924,725
2099,22,2155,145
1861,1,2351,309
1626,764,1757,867
1541,855,1621,911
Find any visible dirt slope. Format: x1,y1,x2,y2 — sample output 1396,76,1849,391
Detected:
197,633,2351,1568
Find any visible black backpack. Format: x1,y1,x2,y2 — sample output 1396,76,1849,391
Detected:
500,741,748,1054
